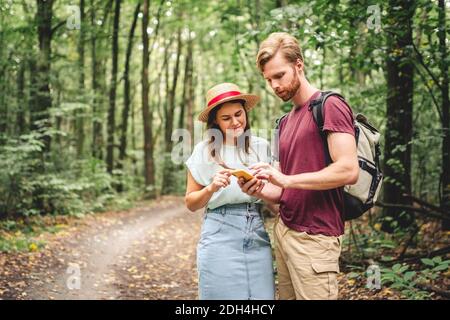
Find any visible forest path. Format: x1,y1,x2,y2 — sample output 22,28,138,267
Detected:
1,197,202,300
0,196,403,300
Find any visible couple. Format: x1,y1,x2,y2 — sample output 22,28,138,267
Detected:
185,32,359,300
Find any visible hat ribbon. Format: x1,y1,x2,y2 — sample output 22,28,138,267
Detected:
207,91,242,107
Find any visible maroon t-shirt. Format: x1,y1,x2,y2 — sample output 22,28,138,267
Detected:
278,91,355,236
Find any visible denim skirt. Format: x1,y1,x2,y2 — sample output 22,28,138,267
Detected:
197,202,275,300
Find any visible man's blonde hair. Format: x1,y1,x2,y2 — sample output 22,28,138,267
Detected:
256,32,304,72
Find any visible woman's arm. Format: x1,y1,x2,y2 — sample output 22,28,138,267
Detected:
185,169,231,212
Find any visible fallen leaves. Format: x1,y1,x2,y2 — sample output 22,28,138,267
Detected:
1,196,194,300
113,209,202,300
2,196,444,300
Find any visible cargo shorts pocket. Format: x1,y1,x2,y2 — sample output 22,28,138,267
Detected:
311,262,340,300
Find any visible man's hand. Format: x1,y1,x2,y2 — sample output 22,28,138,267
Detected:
237,177,266,198
237,164,284,204
249,162,291,189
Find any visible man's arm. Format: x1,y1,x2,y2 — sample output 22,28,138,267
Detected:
252,132,359,190
285,132,359,189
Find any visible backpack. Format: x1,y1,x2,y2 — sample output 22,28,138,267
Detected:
275,91,383,221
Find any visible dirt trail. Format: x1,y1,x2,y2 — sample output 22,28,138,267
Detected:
0,197,410,300
0,197,202,300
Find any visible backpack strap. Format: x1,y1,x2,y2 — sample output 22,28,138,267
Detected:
309,91,347,131
272,113,289,163
275,113,289,130
309,91,348,165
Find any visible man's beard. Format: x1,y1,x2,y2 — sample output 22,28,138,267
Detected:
277,70,301,102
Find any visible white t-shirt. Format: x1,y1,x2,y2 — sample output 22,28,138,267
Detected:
185,136,272,210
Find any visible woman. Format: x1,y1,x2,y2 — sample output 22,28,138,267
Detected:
185,82,275,300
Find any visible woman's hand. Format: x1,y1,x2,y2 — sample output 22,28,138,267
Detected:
237,177,266,198
207,170,232,193
250,162,291,189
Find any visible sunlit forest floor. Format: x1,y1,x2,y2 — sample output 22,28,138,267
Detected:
0,196,446,300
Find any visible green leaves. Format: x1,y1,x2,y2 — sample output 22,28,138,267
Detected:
392,263,409,273
347,271,361,279
0,131,125,219
421,258,435,266
379,255,449,299
403,271,416,281
421,257,450,272
432,264,449,272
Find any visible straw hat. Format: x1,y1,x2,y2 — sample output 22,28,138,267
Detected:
198,83,260,122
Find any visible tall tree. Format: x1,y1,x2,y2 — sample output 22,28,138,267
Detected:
162,27,183,195
118,2,140,191
186,41,195,140
141,0,164,194
0,8,7,141
106,0,121,174
141,0,155,189
90,0,113,160
16,61,27,135
76,0,86,157
90,0,101,159
32,0,54,153
178,32,193,130
438,0,449,229
382,0,416,232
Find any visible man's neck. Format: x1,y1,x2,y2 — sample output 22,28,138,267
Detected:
292,78,319,108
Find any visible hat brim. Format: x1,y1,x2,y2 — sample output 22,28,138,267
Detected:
198,94,260,122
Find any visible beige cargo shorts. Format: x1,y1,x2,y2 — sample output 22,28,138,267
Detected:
274,216,343,300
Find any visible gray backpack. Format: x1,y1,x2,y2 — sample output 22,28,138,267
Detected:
310,91,383,220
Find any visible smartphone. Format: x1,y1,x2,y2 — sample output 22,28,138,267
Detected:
231,169,254,182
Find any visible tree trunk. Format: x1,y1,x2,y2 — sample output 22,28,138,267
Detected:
0,72,6,138
347,1,366,86
186,53,195,140
162,27,183,195
76,0,86,157
28,58,38,131
91,0,110,160
178,41,190,130
275,0,288,7
0,12,6,141
142,0,156,190
131,84,138,177
178,34,194,131
30,0,54,214
438,0,450,229
382,0,416,232
106,0,121,174
117,2,140,192
16,60,27,135
55,89,62,148
32,0,53,154
90,0,100,159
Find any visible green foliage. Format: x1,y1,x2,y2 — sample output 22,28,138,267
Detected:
0,218,57,253
343,220,409,260
0,236,45,253
380,257,449,300
0,133,137,219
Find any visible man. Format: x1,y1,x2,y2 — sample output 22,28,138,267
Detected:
238,32,359,300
